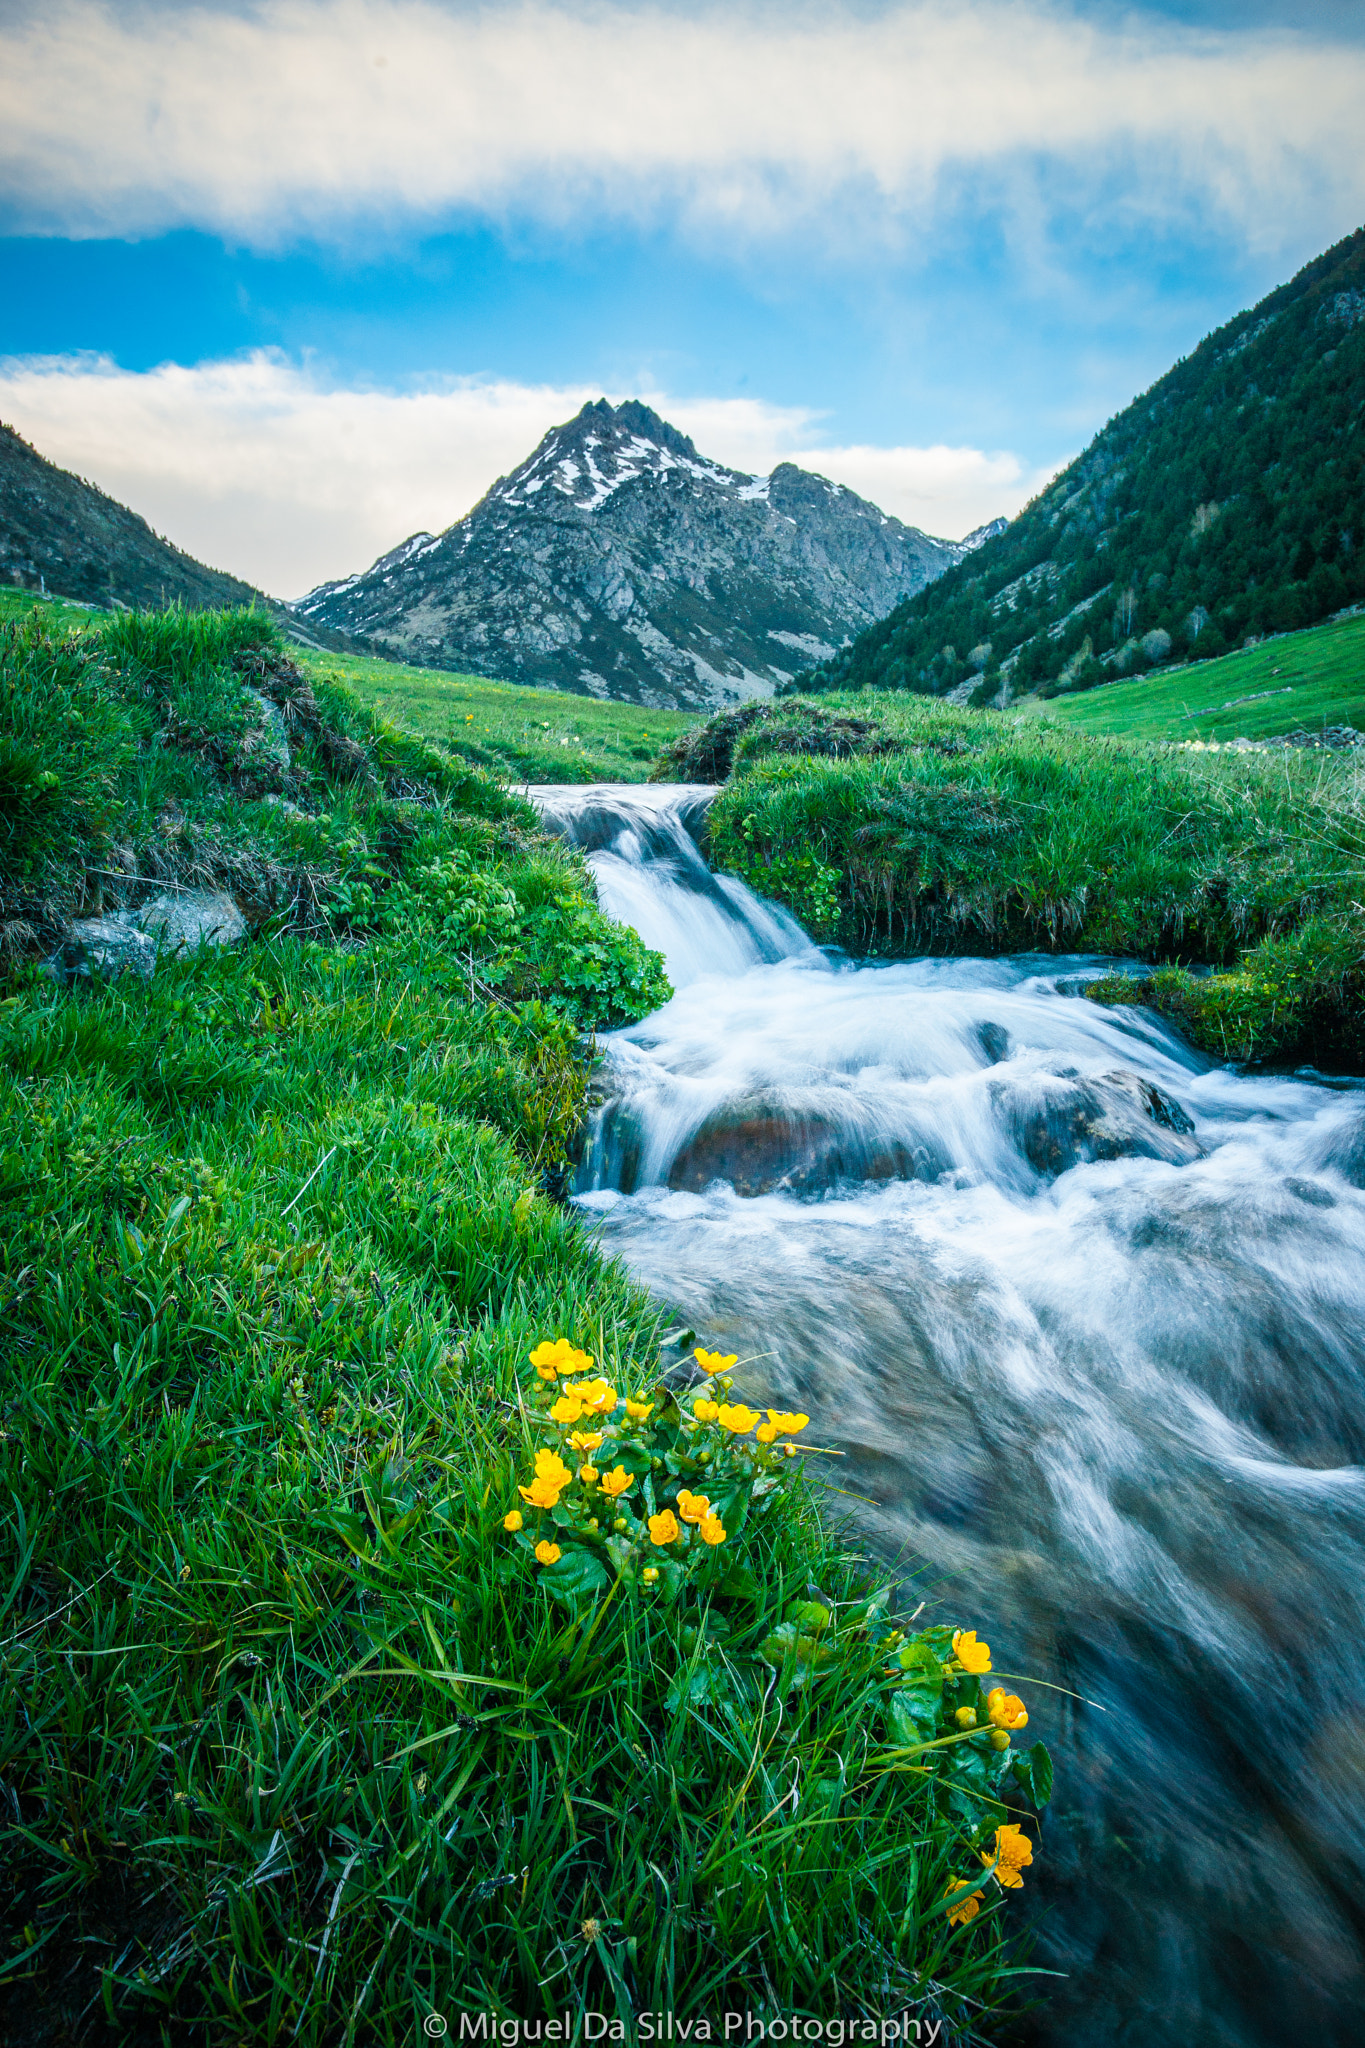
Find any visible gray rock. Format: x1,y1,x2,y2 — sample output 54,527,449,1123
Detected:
49,916,157,983
1002,1067,1202,1179
136,890,248,954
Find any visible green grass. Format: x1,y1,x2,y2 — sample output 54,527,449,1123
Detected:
301,646,692,785
1017,610,1365,744
700,692,1365,1068
0,608,1040,2041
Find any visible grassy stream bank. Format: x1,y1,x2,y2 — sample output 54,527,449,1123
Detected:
0,610,1044,2043
667,695,1365,1071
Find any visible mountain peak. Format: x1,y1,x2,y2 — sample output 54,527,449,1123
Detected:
297,400,964,707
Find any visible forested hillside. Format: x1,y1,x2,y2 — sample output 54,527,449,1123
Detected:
801,226,1365,703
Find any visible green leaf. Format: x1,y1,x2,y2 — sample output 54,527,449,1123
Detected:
1014,1740,1054,1809
540,1545,611,1603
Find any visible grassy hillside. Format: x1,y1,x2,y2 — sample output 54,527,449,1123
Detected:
668,695,1365,1070
303,642,691,784
802,224,1365,704
1016,608,1365,744
0,606,1044,2040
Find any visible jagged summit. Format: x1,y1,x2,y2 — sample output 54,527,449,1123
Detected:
297,398,973,708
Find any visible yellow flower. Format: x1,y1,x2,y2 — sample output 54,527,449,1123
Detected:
716,1403,761,1435
568,1429,604,1453
943,1879,980,1927
534,1449,572,1490
518,1475,563,1509
648,1510,680,1546
954,1706,977,1729
529,1338,593,1380
986,1688,1028,1731
755,1423,778,1444
563,1377,617,1415
624,1398,654,1421
600,1466,633,1499
675,1489,712,1525
952,1630,992,1674
550,1394,585,1426
503,1510,524,1532
694,1346,738,1372
535,1540,562,1566
579,1463,599,1483
641,1566,659,1584
698,1512,727,1546
983,1823,1033,1889
766,1409,809,1436
692,1397,719,1422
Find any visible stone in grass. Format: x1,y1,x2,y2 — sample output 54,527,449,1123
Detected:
50,917,158,983
135,890,248,954
242,688,292,770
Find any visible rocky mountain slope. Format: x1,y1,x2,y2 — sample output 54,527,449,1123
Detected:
1,421,264,613
803,225,1365,705
295,399,977,708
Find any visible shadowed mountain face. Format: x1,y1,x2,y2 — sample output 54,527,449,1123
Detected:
806,224,1365,707
295,399,977,708
0,422,262,613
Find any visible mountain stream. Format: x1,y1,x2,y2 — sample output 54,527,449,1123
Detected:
531,781,1365,2047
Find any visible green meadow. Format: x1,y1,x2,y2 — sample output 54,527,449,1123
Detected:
302,644,692,785
1017,609,1365,744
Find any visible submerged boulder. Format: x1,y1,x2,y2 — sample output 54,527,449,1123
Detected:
667,1104,949,1198
1002,1067,1202,1179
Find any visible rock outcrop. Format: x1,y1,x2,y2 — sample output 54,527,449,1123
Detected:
295,399,969,708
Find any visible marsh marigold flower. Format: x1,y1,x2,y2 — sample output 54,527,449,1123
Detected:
535,1540,562,1566
943,1879,980,1927
648,1510,680,1546
579,1463,599,1484
699,1512,727,1546
563,1377,617,1416
641,1567,659,1585
503,1510,524,1532
692,1397,720,1422
624,1397,654,1421
550,1394,585,1426
952,1630,992,1674
983,1824,1033,1889
519,1474,564,1509
756,1423,778,1443
766,1409,809,1436
716,1402,761,1436
530,1338,593,1381
694,1347,737,1373
986,1688,1028,1731
568,1429,604,1454
675,1489,712,1524
600,1466,633,1500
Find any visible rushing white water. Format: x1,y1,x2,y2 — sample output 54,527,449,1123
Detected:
536,783,1365,2046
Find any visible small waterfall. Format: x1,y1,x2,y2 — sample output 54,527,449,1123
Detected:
530,782,1365,2047
529,782,812,988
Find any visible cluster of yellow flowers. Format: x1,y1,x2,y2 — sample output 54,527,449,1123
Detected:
504,1336,811,1581
942,1824,1035,1925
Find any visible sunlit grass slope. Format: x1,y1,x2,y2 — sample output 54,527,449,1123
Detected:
0,605,1040,2041
1017,611,1365,744
301,643,692,785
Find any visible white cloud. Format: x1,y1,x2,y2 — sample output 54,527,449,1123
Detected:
1,1,1362,250
0,352,1055,595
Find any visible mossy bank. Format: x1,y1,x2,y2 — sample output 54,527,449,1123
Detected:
658,694,1365,1071
0,609,1046,2042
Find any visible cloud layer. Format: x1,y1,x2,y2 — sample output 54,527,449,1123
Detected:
0,352,1059,595
2,1,1363,249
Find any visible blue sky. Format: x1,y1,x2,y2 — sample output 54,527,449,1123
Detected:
1,1,1363,596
